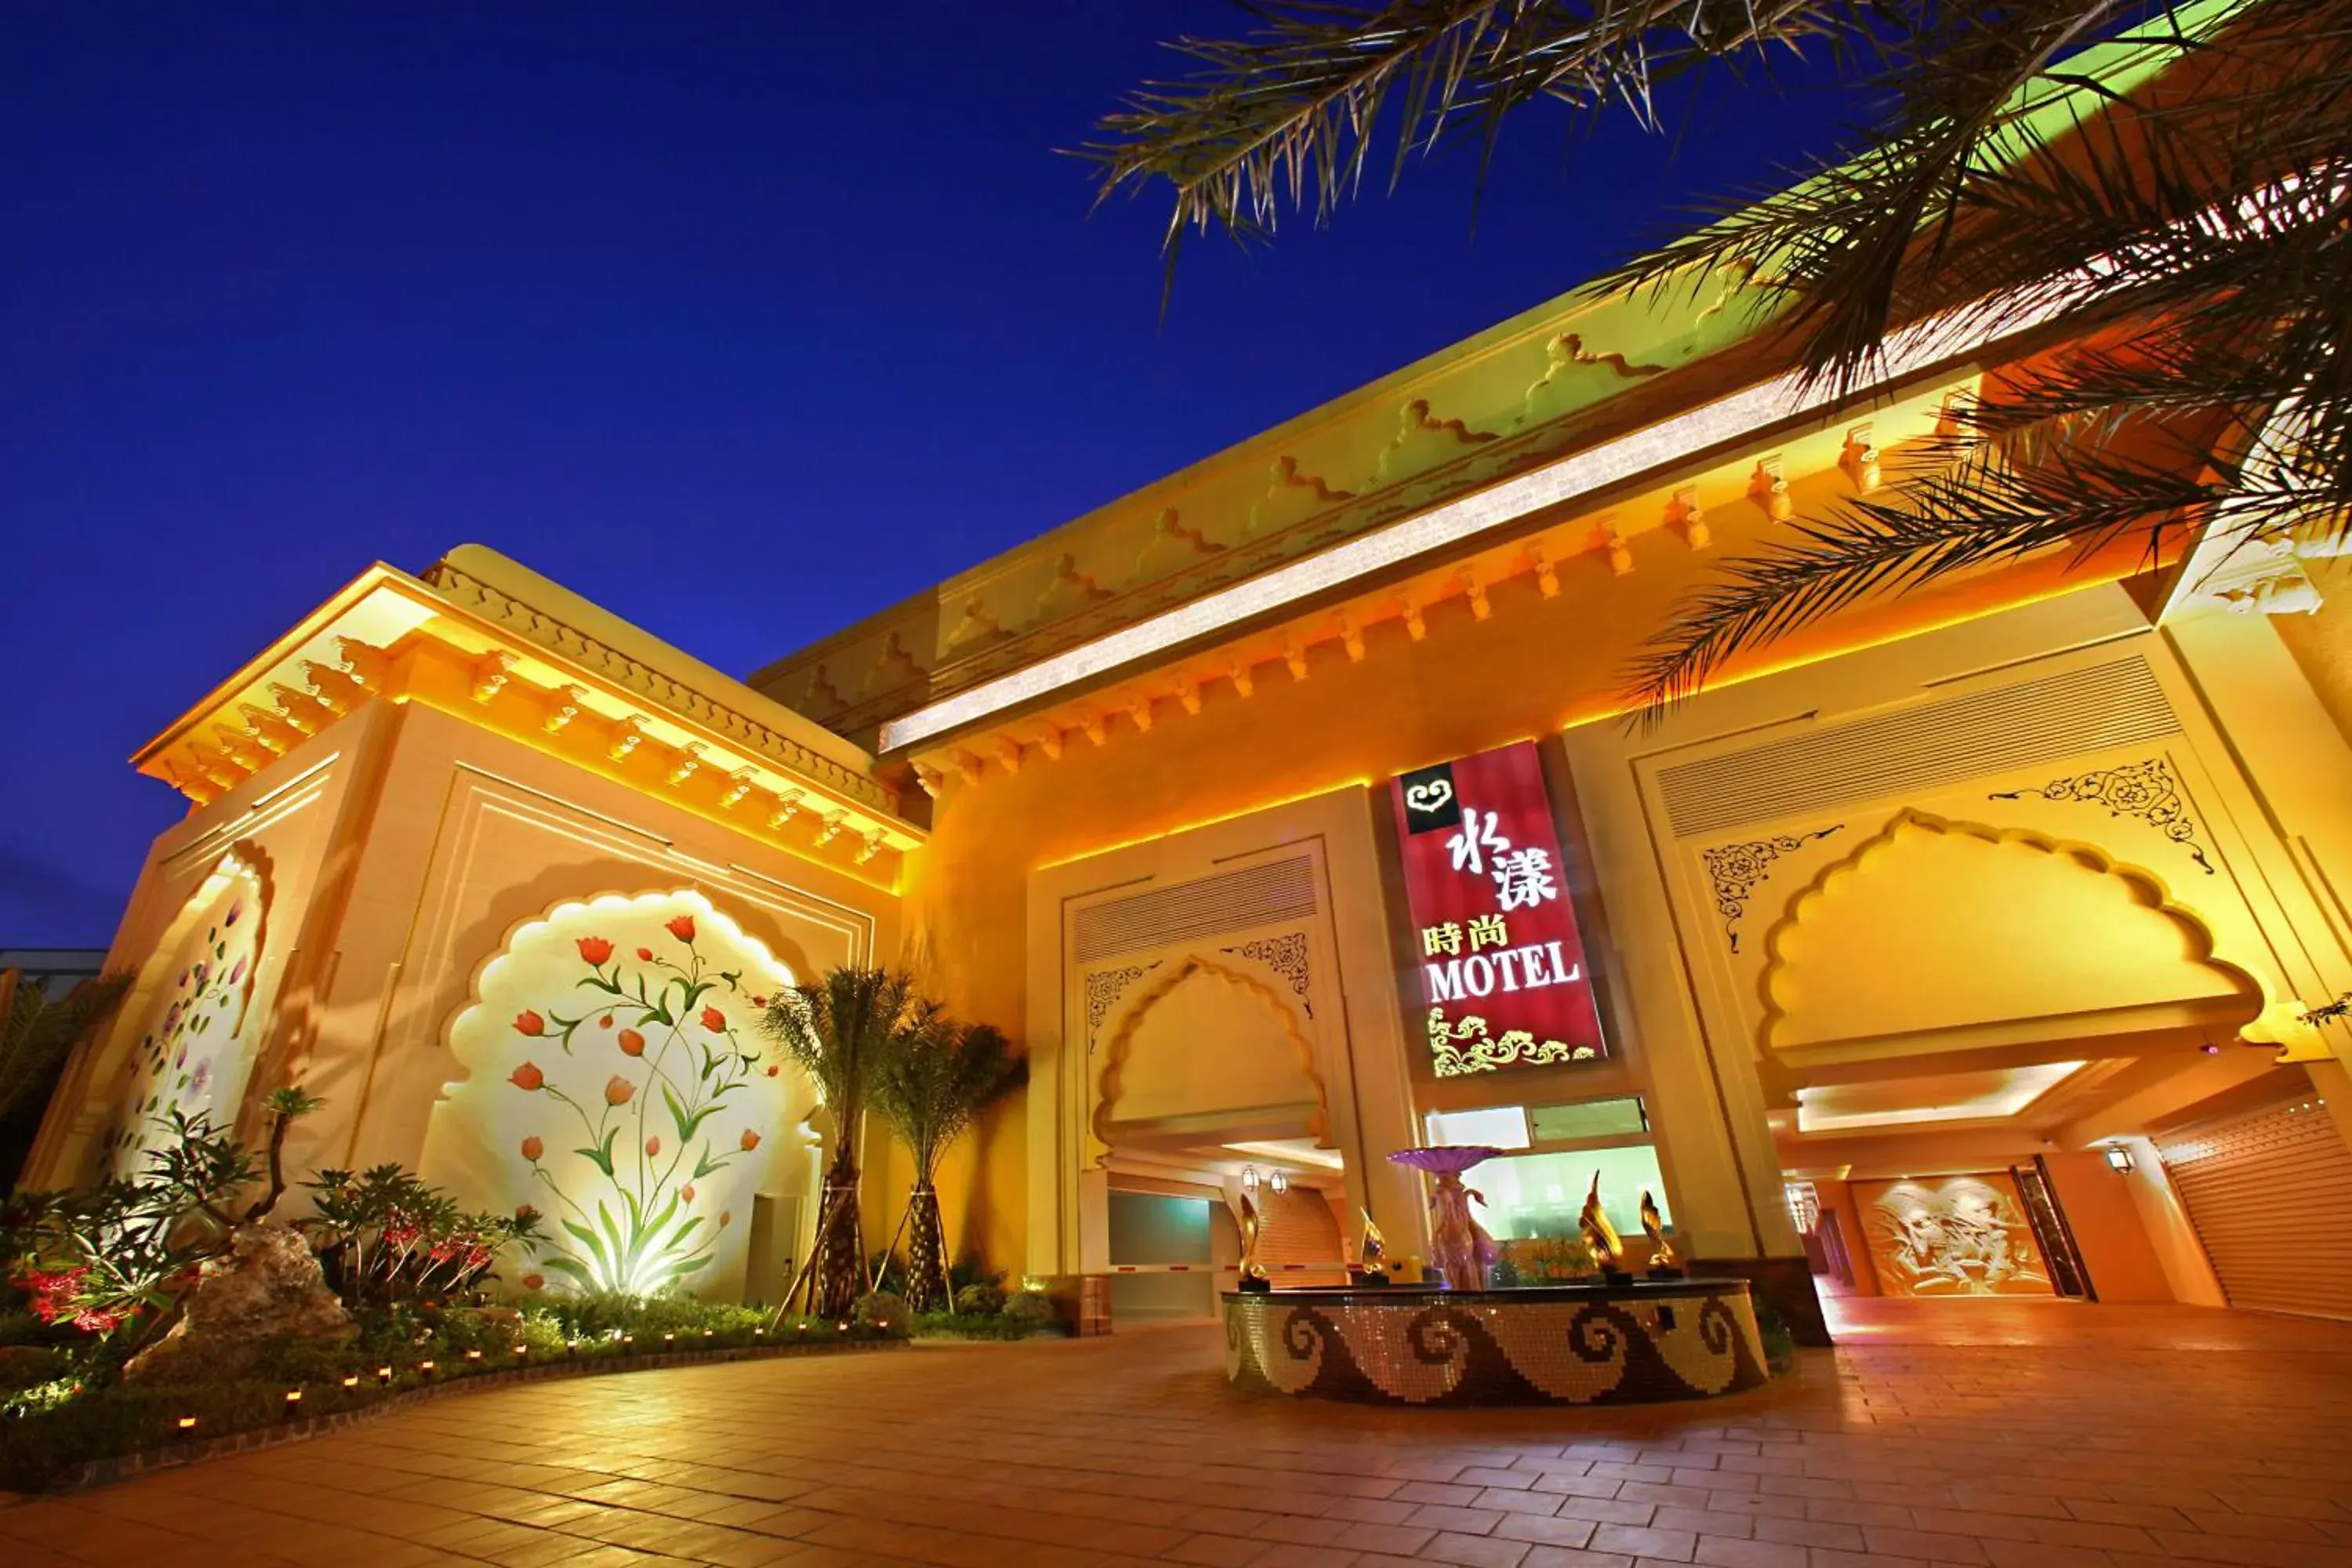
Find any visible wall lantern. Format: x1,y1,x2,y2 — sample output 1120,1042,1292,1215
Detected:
2103,1145,2136,1174
1269,1170,1290,1196
1240,1165,1261,1195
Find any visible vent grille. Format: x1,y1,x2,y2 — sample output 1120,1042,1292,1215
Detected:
1073,856,1317,964
1659,655,2177,839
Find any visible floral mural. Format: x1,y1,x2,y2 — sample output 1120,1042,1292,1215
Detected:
101,854,270,1180
423,891,811,1301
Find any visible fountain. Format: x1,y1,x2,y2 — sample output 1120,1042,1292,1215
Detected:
1221,1149,1768,1406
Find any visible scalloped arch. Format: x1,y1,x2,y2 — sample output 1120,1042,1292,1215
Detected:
1091,952,1330,1156
97,845,273,1180
1754,808,2265,1057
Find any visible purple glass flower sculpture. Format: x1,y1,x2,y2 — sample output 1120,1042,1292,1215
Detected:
1388,1146,1503,1290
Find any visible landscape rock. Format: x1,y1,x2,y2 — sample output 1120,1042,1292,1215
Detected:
122,1223,356,1385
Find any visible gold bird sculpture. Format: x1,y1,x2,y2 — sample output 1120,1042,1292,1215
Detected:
1579,1171,1624,1271
1640,1189,1676,1270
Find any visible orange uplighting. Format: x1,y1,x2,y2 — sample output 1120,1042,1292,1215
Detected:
1033,780,1375,869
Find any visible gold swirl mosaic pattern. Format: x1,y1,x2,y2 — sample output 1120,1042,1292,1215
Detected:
1224,1287,1767,1406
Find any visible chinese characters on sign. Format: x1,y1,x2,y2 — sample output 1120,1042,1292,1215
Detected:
1390,743,1606,1075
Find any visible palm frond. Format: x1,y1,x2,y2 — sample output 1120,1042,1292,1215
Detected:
1084,0,1895,263
760,967,931,1141
871,1021,1025,1181
1622,415,2334,713
0,968,132,1122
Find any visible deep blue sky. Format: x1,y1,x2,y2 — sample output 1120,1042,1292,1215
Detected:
2,4,1855,946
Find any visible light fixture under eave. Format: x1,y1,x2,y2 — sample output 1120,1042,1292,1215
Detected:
2103,1144,2136,1174
1240,1164,1261,1195
1269,1170,1289,1196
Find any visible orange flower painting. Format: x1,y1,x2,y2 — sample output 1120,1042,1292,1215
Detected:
467,895,789,1296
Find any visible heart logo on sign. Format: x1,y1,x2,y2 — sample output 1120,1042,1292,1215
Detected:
1404,779,1454,815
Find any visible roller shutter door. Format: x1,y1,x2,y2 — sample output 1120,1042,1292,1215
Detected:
2156,1094,2352,1320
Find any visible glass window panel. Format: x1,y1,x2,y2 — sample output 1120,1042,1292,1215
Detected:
1425,1105,1531,1149
1474,1145,1668,1241
1527,1097,1648,1142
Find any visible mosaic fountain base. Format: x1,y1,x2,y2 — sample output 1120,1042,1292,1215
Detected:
1223,1279,1769,1405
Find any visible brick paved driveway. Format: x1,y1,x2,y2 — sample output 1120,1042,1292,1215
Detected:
4,1298,2349,1568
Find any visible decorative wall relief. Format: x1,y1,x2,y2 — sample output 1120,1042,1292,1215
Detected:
799,665,844,718
861,630,922,696
1247,456,1356,539
1083,964,1153,1056
1989,758,2214,873
1029,554,1112,627
424,891,810,1300
103,854,271,1179
1855,1174,2053,1298
1127,509,1221,588
1700,827,1844,952
1221,932,1313,1018
1519,331,1670,426
1372,398,1499,485
1426,1010,1596,1076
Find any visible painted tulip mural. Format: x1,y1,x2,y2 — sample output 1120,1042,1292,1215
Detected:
423,891,810,1301
102,855,269,1180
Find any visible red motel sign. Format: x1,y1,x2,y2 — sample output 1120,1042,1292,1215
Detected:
1388,742,1606,1075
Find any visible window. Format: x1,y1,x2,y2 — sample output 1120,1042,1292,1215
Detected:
1474,1145,1670,1242
1424,1105,1532,1149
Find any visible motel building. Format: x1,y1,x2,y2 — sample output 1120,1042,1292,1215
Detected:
27,45,2352,1355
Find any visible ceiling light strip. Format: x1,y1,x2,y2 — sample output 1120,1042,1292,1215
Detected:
881,305,2058,755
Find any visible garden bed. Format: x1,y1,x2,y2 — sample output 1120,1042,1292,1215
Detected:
7,1334,907,1495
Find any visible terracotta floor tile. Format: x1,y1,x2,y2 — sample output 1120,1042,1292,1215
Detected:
9,1301,2345,1568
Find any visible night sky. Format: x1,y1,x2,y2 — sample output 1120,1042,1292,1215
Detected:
2,4,1857,947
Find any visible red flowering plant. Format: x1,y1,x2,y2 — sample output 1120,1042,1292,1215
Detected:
299,1164,544,1310
2,1088,321,1363
506,906,778,1294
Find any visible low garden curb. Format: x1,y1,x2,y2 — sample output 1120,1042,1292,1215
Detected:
34,1338,909,1495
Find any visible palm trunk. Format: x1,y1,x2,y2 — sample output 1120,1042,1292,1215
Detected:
810,1142,866,1320
902,1179,949,1313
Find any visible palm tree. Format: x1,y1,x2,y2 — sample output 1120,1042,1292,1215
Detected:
761,966,935,1319
1,966,131,1132
1088,0,2350,713
871,1018,1025,1313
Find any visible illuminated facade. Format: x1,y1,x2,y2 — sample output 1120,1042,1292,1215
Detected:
31,33,2352,1338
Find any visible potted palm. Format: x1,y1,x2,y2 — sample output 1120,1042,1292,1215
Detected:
761,967,932,1319
872,1018,1023,1314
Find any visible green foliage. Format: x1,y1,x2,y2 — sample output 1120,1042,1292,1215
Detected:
871,1020,1024,1180
0,967,132,1124
1001,1287,1055,1328
300,1163,541,1309
851,1290,910,1337
909,1308,1069,1341
760,967,929,1156
0,1289,891,1490
952,1280,1006,1316
1755,1305,1798,1372
1091,1,2352,722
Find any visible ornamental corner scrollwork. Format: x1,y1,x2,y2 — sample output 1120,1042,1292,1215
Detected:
1990,758,2214,874
1427,1009,1596,1076
1220,931,1313,1018
1700,826,1844,953
1083,964,1152,1056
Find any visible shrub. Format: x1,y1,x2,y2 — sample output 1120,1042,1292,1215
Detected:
1002,1288,1055,1328
851,1290,910,1337
952,1281,1006,1316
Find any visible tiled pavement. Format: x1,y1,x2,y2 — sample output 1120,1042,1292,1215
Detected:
4,1297,2350,1568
